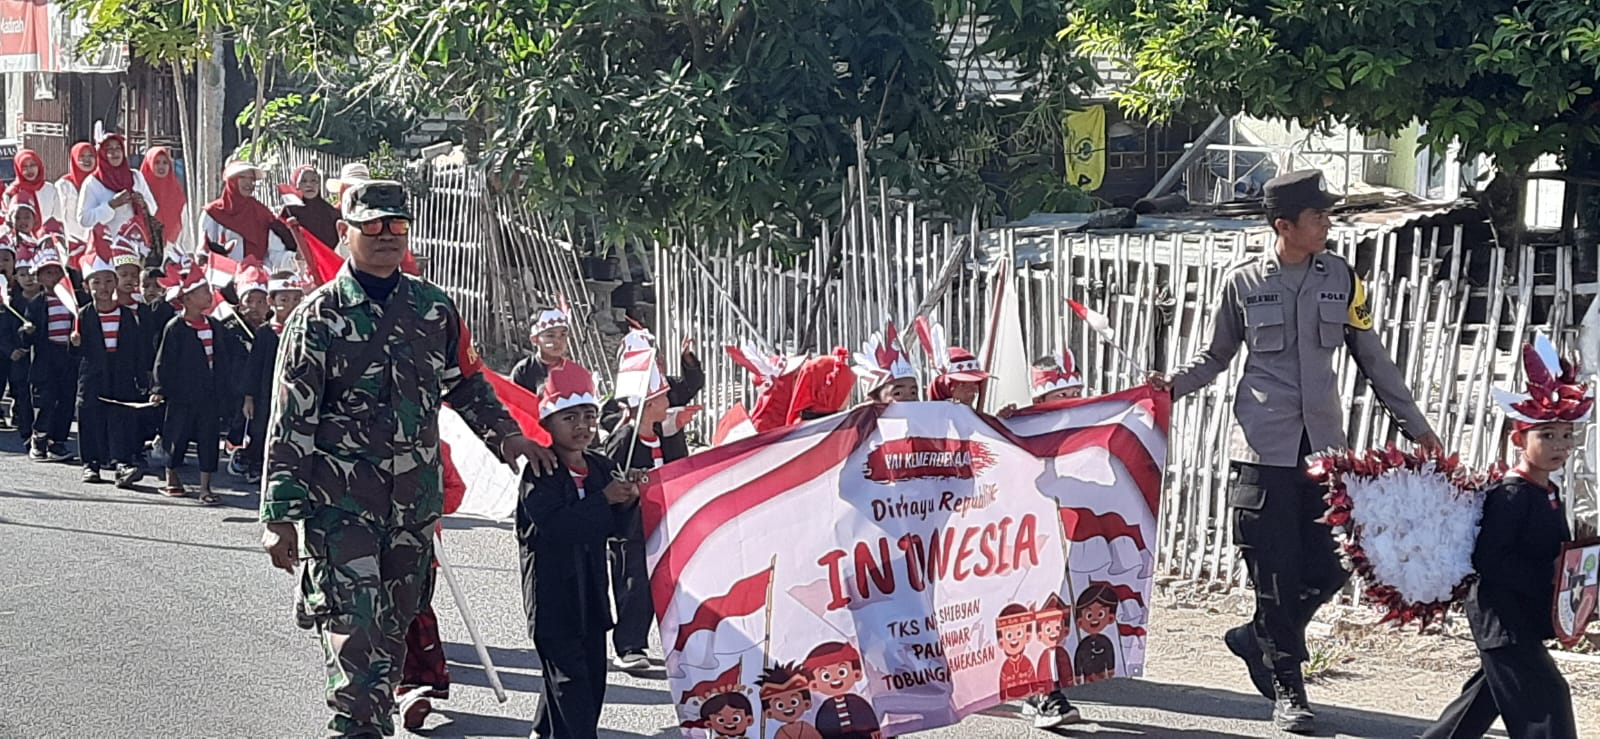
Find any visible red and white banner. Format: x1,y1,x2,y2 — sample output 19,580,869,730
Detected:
643,387,1169,737
0,1,125,74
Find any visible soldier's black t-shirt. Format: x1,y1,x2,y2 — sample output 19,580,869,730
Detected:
351,268,401,303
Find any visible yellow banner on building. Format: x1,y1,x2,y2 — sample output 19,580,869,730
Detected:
1064,105,1106,191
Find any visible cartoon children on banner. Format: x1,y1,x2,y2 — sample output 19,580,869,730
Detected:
1074,584,1120,683
681,666,757,738
803,642,881,739
758,663,824,739
996,604,1037,700
1033,594,1074,693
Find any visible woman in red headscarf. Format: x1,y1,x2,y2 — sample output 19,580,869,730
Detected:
4,150,60,235
139,146,188,254
200,161,296,273
75,134,158,248
54,142,96,247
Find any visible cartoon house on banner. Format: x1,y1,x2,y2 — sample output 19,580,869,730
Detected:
642,386,1168,738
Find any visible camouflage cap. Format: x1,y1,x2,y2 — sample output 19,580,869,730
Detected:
341,180,411,223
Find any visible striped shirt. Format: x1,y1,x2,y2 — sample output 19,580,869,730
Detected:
97,309,120,352
638,434,665,469
45,297,72,345
188,317,214,366
568,464,588,500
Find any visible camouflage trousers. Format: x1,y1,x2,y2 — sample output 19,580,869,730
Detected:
298,506,435,738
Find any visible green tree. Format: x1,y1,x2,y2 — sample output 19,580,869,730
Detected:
275,0,1098,249
1067,0,1599,170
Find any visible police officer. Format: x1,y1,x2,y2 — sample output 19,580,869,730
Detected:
1152,170,1442,733
258,180,555,738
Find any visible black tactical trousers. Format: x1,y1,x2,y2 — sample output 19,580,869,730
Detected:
1229,437,1348,670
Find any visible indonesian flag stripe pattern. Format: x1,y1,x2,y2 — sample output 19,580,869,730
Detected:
641,387,1169,736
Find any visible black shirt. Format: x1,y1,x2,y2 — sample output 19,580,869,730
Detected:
1468,475,1573,648
352,268,401,304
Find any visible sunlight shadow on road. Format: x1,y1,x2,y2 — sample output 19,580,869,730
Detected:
0,516,262,554
420,710,531,738
1061,679,1438,737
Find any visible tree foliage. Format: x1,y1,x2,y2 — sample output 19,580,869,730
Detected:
63,0,364,72
1067,0,1600,170
277,0,1098,248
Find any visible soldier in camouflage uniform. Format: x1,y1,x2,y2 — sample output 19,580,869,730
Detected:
259,180,553,738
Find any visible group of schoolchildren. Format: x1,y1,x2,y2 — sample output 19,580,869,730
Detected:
511,307,1101,737
513,303,1587,739
0,140,321,505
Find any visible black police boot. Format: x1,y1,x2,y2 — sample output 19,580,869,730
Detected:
1271,669,1315,734
1224,624,1273,700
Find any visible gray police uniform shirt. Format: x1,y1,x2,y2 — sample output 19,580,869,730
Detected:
1169,250,1433,467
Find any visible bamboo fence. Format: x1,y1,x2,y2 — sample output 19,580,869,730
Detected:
654,180,1600,588
242,141,1599,590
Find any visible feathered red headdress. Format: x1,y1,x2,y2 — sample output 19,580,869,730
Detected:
852,319,917,391
1031,348,1083,399
1493,333,1592,427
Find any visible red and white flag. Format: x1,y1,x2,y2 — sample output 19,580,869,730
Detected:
712,402,756,446
643,387,1169,735
1067,298,1116,343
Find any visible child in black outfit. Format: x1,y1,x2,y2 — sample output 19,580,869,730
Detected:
21,235,80,463
519,360,638,739
511,304,572,393
74,252,145,487
0,240,24,433
138,266,175,458
239,273,304,483
1422,335,1583,739
221,267,268,477
5,254,39,443
604,383,674,675
151,265,229,504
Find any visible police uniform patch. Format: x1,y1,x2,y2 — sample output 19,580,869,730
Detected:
1245,293,1282,305
1348,277,1374,330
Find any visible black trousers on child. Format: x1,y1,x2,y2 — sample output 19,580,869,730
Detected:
29,345,74,445
7,355,32,442
1421,641,1577,739
608,504,655,657
531,614,608,739
241,407,270,469
78,397,132,471
1229,436,1348,672
163,401,220,472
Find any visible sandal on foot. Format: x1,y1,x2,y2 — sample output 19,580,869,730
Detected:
197,492,222,506
162,485,188,498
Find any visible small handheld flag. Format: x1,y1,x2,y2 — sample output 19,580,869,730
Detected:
1067,298,1146,374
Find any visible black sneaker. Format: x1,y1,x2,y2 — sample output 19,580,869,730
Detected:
82,468,103,484
46,443,74,463
114,464,144,489
245,469,261,485
1225,624,1274,700
612,651,650,673
1028,691,1083,729
227,455,249,478
28,442,47,462
1272,671,1316,734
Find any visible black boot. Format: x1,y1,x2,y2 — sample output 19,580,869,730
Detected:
1224,624,1273,700
1271,669,1315,734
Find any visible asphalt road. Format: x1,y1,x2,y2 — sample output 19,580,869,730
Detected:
0,432,1447,739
